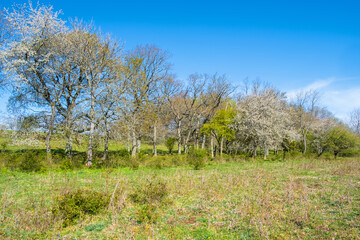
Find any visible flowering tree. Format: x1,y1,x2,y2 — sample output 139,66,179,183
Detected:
0,3,66,159
234,84,297,159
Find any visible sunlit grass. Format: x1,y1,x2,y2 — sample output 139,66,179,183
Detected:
0,158,359,239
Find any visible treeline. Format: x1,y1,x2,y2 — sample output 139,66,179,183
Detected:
0,3,359,166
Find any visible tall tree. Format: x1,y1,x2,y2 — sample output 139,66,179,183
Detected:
122,45,171,157
294,90,321,154
73,23,124,166
0,3,65,160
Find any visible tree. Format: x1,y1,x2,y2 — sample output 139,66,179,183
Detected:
201,104,236,156
308,109,337,157
234,83,297,159
293,90,321,154
162,77,186,154
75,23,123,166
0,9,11,88
1,3,66,160
349,108,360,136
122,45,171,157
325,125,359,159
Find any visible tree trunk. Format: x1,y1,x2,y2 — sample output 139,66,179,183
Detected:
195,119,200,150
86,91,96,166
45,103,56,163
65,109,73,157
131,128,137,157
184,130,191,154
101,120,109,162
177,120,182,154
253,145,257,158
201,135,206,149
211,135,214,158
264,147,269,160
282,149,286,161
101,133,109,163
153,124,157,156
220,137,223,156
302,130,308,154
137,138,141,152
127,131,130,153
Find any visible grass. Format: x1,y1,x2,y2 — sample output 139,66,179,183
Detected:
0,158,359,239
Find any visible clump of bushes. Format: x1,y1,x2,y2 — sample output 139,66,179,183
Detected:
19,151,46,172
59,158,74,170
129,178,170,223
188,148,208,170
52,189,110,226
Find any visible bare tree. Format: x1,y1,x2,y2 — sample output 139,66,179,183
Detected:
70,22,124,166
349,108,360,136
294,90,321,154
122,45,171,157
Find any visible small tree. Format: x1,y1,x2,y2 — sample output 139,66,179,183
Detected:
202,105,236,156
165,137,177,154
325,125,359,159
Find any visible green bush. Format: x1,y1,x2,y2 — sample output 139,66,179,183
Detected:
52,189,110,227
321,152,333,160
188,148,208,170
338,150,360,158
165,137,177,154
18,151,46,172
0,141,8,153
129,178,170,223
289,151,303,159
59,158,74,170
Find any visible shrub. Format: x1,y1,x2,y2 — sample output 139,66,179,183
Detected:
0,141,8,153
129,178,170,223
59,158,74,170
129,158,140,170
289,151,302,159
188,148,208,170
18,151,46,172
52,189,110,227
165,137,177,154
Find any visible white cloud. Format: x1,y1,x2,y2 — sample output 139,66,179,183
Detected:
286,77,360,121
324,88,360,121
286,77,335,100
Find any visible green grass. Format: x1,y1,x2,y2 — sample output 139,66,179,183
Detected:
0,158,359,239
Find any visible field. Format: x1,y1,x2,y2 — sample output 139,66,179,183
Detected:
0,157,359,239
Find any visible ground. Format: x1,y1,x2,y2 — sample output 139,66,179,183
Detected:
0,158,359,239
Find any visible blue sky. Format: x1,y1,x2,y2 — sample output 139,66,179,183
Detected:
1,0,360,120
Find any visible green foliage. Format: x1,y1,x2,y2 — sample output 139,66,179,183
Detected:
201,106,236,143
52,189,110,227
59,158,74,170
165,137,177,154
1,141,9,153
129,178,170,223
18,151,46,172
85,222,107,232
325,125,359,158
188,148,208,170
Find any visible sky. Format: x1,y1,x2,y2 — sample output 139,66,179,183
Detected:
1,0,360,120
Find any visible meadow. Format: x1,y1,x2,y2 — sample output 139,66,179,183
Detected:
0,153,359,239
